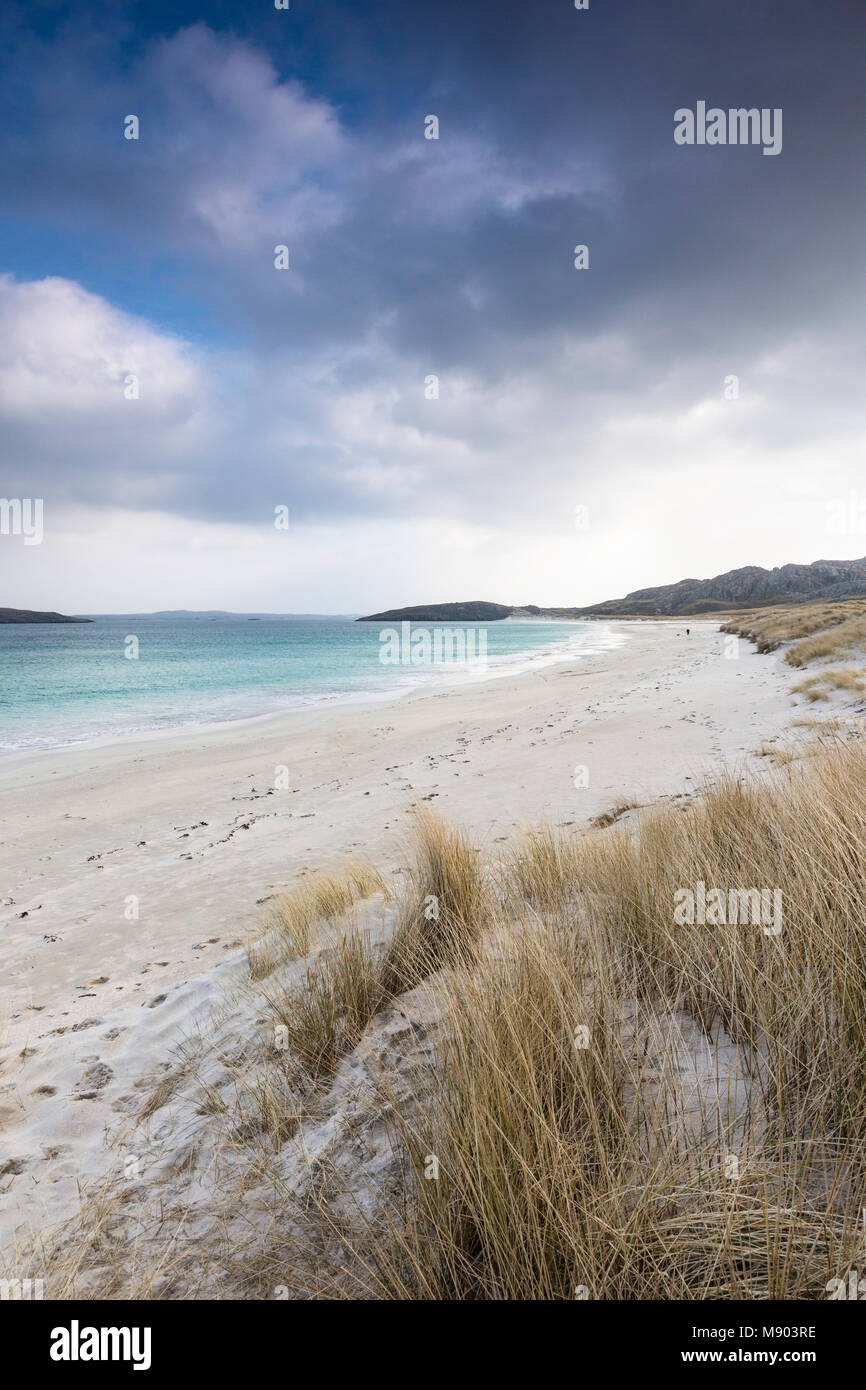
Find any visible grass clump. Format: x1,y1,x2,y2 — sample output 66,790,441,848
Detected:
248,861,385,980
792,667,866,702
502,824,582,914
328,738,866,1298
721,598,866,655
260,811,490,1082
785,612,866,668
264,925,388,1079
382,810,490,994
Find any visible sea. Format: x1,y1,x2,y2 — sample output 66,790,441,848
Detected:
0,613,623,751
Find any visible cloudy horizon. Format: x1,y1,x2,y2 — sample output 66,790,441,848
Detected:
2,0,865,615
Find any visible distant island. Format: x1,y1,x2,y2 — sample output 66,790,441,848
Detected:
358,601,514,623
0,607,92,624
357,555,866,622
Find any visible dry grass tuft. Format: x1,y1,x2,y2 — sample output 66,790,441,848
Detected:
264,924,389,1079
792,667,866,702
785,614,866,669
248,860,385,979
721,598,866,655
502,824,582,913
382,810,490,994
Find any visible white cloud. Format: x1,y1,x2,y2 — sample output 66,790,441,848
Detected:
0,275,202,416
0,275,219,512
4,268,866,612
147,26,347,252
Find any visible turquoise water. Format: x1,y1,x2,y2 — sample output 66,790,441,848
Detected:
0,614,619,751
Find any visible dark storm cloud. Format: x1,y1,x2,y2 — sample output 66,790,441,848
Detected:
0,1,864,531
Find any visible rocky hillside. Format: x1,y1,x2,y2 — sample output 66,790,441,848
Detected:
580,556,866,617
358,557,866,622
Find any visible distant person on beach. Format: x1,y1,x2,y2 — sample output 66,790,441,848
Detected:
685,627,690,636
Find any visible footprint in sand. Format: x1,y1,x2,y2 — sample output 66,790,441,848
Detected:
42,1145,70,1161
0,1157,30,1176
72,1061,114,1100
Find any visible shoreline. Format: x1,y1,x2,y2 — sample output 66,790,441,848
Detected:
0,619,627,759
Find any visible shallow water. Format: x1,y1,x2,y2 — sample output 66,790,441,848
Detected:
0,613,622,750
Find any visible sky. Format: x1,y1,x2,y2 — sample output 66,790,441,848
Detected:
1,0,865,614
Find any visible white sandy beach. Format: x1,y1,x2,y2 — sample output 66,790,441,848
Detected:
0,619,798,1254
